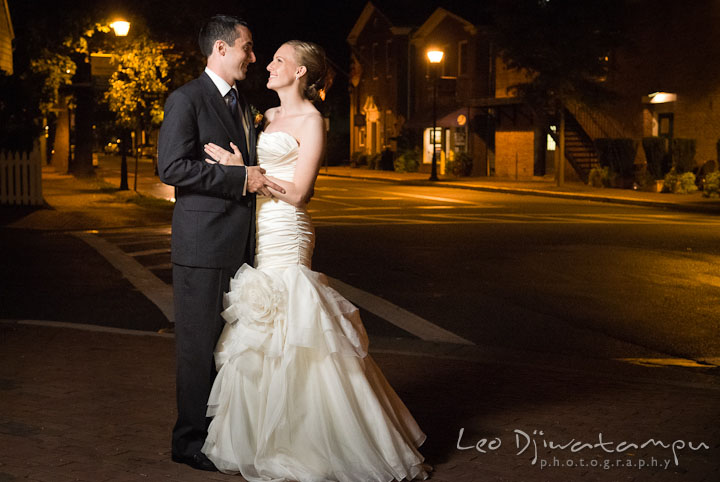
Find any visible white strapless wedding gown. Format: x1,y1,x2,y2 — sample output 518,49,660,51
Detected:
201,131,428,481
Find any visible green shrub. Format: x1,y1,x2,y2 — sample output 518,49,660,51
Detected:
588,165,611,187
394,149,420,173
670,138,696,173
594,138,638,180
642,137,670,179
446,152,473,177
703,171,720,198
663,169,698,194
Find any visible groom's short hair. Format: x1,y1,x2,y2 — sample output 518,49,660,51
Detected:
199,15,249,58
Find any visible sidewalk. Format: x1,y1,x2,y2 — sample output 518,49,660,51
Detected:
1,320,718,481
1,165,719,481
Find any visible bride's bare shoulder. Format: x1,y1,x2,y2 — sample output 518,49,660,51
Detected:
264,107,280,123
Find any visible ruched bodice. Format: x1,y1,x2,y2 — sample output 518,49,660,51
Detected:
254,131,314,270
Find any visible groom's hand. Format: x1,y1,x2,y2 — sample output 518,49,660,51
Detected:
247,167,285,197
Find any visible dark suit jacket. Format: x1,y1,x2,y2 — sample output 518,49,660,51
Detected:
158,72,257,268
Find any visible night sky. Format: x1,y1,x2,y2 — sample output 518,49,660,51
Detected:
8,0,491,145
9,0,487,75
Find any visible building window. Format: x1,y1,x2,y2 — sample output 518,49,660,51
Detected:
658,113,674,138
385,40,392,79
371,43,378,79
458,40,468,76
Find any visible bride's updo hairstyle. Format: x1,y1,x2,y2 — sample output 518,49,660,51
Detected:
285,40,334,103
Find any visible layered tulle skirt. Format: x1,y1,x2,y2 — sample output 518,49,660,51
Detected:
201,264,428,481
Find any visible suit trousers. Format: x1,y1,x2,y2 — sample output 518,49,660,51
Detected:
171,262,240,457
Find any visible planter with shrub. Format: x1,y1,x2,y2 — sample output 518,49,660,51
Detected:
446,152,473,177
594,138,638,188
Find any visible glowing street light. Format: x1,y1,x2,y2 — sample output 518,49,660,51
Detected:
426,48,444,181
110,20,131,37
427,50,444,64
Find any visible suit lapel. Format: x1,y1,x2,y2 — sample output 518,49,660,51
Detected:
199,73,247,160
237,90,257,166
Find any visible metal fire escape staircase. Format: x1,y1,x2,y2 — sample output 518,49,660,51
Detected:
548,100,627,183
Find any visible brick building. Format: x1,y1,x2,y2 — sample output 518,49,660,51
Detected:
347,2,540,178
347,2,412,160
348,1,720,179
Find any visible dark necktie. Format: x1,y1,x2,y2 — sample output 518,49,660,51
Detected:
226,88,239,122
225,87,249,163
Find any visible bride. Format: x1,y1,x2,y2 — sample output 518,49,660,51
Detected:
200,40,429,482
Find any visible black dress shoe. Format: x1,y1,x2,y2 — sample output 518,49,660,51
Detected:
172,452,218,472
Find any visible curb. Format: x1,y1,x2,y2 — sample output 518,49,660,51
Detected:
318,172,720,215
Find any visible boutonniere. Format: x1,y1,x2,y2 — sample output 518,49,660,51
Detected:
250,105,263,129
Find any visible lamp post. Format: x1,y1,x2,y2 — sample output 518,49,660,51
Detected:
427,49,443,181
71,19,130,178
109,20,131,190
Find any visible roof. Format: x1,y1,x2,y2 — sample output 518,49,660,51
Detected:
348,0,493,44
411,7,476,42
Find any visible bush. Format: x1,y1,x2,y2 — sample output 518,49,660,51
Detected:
588,166,611,187
703,171,720,198
394,149,420,173
446,152,473,177
663,169,698,194
594,138,638,180
670,138,696,173
642,137,670,179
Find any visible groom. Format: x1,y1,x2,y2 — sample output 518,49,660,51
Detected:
158,15,283,472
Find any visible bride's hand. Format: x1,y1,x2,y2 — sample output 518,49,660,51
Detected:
204,142,244,166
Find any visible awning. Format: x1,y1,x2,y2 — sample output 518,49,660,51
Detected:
405,107,474,129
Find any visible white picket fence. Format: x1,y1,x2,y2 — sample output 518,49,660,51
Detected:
0,143,44,206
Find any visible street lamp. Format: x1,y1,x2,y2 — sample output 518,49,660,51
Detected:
109,19,131,190
110,21,131,37
427,48,443,181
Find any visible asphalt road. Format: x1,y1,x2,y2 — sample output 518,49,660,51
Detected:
309,177,720,364
8,171,718,370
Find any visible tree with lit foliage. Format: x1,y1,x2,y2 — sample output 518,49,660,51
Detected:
104,36,171,189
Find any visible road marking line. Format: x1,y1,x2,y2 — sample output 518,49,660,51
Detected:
75,232,469,345
388,191,479,204
1,319,173,338
326,277,474,345
310,197,358,207
616,357,719,368
74,232,174,322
